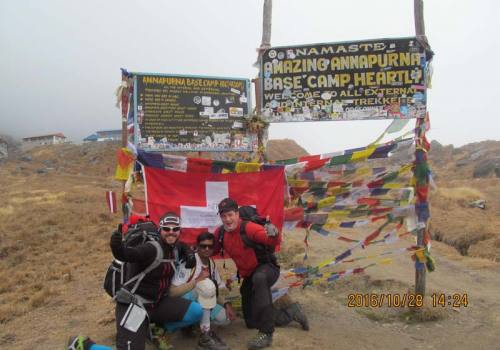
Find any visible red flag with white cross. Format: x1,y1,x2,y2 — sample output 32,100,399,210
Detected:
143,166,285,246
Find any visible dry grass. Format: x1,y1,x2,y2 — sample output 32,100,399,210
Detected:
433,187,484,208
0,205,15,216
400,303,448,323
430,179,499,257
0,146,121,325
433,229,494,256
8,191,66,205
276,232,306,268
469,237,500,262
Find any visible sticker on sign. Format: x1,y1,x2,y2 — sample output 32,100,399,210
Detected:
229,107,244,117
209,113,229,120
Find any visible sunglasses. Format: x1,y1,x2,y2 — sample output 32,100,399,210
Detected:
198,244,214,250
161,226,181,233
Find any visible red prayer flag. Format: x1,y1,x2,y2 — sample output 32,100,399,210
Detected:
186,157,213,173
284,207,304,221
357,198,380,207
116,148,134,168
304,159,329,172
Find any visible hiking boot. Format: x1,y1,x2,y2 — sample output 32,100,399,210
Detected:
197,332,229,350
247,332,273,350
149,325,174,350
66,336,95,350
209,331,229,350
287,303,309,331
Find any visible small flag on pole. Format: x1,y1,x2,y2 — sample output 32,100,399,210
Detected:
106,191,117,214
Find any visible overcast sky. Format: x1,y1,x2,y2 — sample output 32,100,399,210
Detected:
1,0,498,155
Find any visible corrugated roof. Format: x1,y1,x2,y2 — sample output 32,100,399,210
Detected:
22,133,66,140
83,134,99,141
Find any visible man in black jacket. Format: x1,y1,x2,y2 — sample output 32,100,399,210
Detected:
110,212,202,350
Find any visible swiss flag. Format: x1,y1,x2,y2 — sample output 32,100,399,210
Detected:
143,166,285,246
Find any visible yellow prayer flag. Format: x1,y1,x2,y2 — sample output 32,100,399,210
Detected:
115,147,134,181
351,146,376,162
235,162,261,173
415,249,426,263
328,210,350,219
318,196,336,208
115,163,133,181
312,279,322,286
323,220,340,230
317,259,334,269
327,187,345,196
378,258,393,265
382,183,404,189
398,164,413,175
288,179,308,188
355,167,370,176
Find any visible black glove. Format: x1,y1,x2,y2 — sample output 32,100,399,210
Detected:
110,230,123,250
177,243,196,269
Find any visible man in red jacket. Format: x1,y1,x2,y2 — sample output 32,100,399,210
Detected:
215,198,308,350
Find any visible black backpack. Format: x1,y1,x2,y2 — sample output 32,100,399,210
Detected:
218,206,280,267
103,221,179,300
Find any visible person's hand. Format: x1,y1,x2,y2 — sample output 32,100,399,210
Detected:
110,230,123,248
224,303,236,321
195,267,210,283
225,278,233,291
264,223,279,238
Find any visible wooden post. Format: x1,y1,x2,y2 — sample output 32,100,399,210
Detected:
120,74,129,149
253,78,262,115
119,72,132,221
414,0,426,297
254,0,272,163
261,0,272,50
414,0,426,40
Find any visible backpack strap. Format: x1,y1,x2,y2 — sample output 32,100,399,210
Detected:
240,221,264,251
207,257,220,297
240,221,278,267
185,266,197,283
218,226,227,269
218,226,226,254
123,240,164,294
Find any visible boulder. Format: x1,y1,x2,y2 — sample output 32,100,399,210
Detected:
430,140,443,152
456,158,469,167
473,157,500,178
19,154,32,162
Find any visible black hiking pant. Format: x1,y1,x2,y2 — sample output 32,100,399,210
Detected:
115,296,191,350
240,263,280,334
